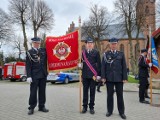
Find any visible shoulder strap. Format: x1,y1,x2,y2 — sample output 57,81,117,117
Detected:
103,52,107,63
27,50,39,62
139,55,144,62
82,50,97,77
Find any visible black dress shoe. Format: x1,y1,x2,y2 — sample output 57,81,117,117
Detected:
82,108,87,113
97,89,101,92
145,96,150,99
28,109,34,115
90,109,95,114
38,108,49,112
106,112,112,117
120,114,126,119
140,100,150,104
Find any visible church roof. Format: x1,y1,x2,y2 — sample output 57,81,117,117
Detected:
81,24,145,41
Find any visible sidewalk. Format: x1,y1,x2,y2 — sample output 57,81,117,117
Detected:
100,82,160,94
124,83,160,94
0,81,160,120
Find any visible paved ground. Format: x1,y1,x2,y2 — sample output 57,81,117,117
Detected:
0,80,160,120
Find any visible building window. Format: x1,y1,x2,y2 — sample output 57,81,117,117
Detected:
145,6,149,15
120,44,124,52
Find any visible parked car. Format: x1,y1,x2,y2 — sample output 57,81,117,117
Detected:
47,71,79,84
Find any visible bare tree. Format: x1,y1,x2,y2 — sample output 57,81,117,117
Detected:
0,8,13,48
10,35,24,60
40,33,46,48
9,0,31,51
9,0,54,51
82,4,111,54
0,51,4,66
114,0,147,75
5,53,17,63
30,0,54,37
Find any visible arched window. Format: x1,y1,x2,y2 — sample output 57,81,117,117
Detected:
145,6,149,15
120,44,124,52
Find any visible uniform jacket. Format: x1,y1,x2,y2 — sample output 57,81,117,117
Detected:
26,48,48,80
138,55,149,78
82,49,101,79
101,50,127,82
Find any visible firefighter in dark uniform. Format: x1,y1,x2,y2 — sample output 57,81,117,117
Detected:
26,37,49,115
138,49,152,104
101,38,127,119
81,37,101,114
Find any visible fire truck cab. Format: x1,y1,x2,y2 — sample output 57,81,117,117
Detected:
3,62,26,81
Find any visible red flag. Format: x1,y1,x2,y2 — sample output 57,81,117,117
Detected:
146,37,159,74
46,31,79,71
146,59,159,74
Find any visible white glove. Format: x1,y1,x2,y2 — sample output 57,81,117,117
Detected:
96,76,101,80
149,63,152,67
27,77,32,83
78,63,83,68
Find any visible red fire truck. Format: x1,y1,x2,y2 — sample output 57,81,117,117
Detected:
3,62,27,81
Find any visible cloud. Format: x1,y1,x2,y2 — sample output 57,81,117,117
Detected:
0,0,9,12
0,0,115,53
45,0,115,36
46,0,87,19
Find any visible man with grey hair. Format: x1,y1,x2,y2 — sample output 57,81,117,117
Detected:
101,38,127,119
26,37,49,115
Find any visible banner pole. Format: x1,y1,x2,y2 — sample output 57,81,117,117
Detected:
149,26,153,105
78,16,82,113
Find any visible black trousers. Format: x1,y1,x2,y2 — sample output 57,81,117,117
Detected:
106,82,125,114
28,78,46,110
145,83,149,97
139,77,148,102
97,81,103,91
82,78,96,109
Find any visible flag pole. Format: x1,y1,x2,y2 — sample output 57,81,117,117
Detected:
149,26,153,105
78,16,82,112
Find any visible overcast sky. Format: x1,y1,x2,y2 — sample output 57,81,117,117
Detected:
0,0,115,36
0,0,115,56
46,0,115,36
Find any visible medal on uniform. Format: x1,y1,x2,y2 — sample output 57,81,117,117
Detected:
37,50,40,62
92,76,96,81
38,56,40,62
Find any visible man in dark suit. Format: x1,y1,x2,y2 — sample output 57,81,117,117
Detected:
138,49,152,104
81,37,101,114
26,37,49,115
101,38,127,119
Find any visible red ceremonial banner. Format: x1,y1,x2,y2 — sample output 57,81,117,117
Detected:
46,31,79,71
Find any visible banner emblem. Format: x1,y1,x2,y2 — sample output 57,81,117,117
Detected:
46,30,79,71
53,42,71,60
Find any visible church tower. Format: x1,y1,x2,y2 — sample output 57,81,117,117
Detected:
136,0,156,38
